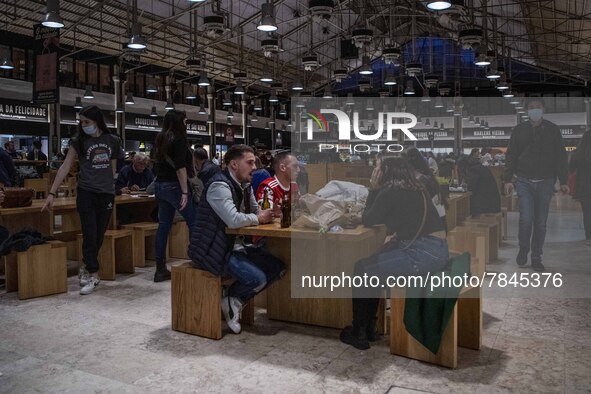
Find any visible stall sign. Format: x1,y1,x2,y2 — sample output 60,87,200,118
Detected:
186,120,207,135
126,114,161,130
0,100,48,121
462,127,512,139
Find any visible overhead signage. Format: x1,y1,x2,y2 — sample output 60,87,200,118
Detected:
187,120,207,135
411,130,454,140
127,114,161,130
559,126,586,138
32,23,60,104
463,127,512,139
0,100,48,121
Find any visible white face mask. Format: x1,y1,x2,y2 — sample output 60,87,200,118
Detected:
527,108,543,122
82,124,97,135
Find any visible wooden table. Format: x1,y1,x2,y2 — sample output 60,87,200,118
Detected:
227,222,386,329
0,195,156,235
446,192,471,231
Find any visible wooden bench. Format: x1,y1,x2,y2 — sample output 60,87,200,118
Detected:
172,262,254,339
389,260,483,368
168,220,190,259
77,229,134,280
121,222,163,267
4,241,67,300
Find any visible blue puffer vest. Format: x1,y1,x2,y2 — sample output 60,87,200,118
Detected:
188,169,247,276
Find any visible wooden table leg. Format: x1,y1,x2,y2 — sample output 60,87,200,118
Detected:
457,286,482,350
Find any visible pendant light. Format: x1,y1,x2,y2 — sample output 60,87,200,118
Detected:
165,98,175,111
234,81,245,95
426,1,452,11
198,104,207,115
125,92,135,105
223,92,232,106
198,71,210,87
0,57,14,70
257,2,278,32
269,91,279,103
41,0,64,28
73,96,83,110
150,106,158,117
83,86,94,99
404,80,415,95
146,84,158,93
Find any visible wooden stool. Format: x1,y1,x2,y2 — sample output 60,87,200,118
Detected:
390,283,483,369
77,230,134,280
172,262,254,339
169,220,190,259
121,222,163,267
448,228,488,269
4,241,67,300
468,213,503,247
459,221,499,262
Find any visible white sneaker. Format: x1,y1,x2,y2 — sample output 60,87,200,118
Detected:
78,266,90,287
221,296,243,334
80,276,100,295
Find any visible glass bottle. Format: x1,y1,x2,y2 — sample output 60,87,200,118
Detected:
280,194,291,228
261,189,271,210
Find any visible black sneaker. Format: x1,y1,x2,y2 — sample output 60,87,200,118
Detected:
531,257,545,272
340,326,370,350
154,268,172,282
516,248,528,266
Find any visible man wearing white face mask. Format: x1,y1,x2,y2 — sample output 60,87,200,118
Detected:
503,97,569,272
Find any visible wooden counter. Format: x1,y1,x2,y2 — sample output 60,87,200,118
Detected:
227,222,386,329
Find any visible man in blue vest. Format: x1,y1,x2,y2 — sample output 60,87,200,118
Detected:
188,144,285,334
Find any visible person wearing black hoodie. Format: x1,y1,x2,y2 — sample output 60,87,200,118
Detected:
457,156,501,217
194,147,221,186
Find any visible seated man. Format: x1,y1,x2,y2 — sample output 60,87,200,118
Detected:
188,145,285,334
115,153,154,195
255,151,301,209
194,147,220,186
27,140,48,175
4,141,19,159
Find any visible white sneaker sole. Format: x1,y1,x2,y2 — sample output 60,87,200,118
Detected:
221,297,242,334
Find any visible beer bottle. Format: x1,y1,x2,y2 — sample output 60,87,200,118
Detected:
261,189,271,210
280,194,291,228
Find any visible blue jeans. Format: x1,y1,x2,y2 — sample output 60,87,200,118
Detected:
154,181,196,263
227,247,285,303
351,235,449,326
515,177,555,258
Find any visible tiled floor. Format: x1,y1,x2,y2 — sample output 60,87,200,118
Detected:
0,195,589,393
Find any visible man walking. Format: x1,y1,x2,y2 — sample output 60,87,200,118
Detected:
503,97,569,271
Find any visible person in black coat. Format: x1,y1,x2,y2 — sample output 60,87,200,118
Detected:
569,131,591,245
457,156,501,217
194,147,221,186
